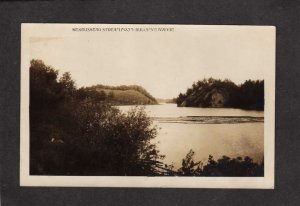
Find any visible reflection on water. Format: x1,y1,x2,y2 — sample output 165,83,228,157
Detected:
118,104,264,168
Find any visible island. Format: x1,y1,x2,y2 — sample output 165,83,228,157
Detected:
176,78,264,111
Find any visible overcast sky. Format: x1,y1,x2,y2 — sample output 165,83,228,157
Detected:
28,25,275,99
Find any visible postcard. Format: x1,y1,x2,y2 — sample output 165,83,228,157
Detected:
20,24,275,188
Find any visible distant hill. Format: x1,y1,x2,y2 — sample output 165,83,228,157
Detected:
176,78,264,110
156,98,176,104
84,84,158,105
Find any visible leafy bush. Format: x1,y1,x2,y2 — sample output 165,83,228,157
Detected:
177,150,202,176
177,150,264,177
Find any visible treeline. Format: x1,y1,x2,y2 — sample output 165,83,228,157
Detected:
176,78,264,110
30,60,263,176
88,84,157,104
83,84,158,105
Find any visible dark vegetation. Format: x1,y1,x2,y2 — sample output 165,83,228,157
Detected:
30,59,163,175
176,78,264,110
30,60,263,176
177,150,263,176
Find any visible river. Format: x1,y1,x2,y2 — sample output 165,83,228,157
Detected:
118,103,264,168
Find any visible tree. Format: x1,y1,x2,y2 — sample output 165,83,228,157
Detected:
30,59,60,110
59,72,76,98
178,150,202,176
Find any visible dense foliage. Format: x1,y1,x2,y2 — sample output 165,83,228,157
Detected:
30,59,163,175
30,60,263,176
177,150,264,176
176,78,264,110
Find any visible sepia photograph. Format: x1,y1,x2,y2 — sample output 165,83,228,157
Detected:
20,24,275,188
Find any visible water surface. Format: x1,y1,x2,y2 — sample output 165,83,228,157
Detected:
118,104,264,168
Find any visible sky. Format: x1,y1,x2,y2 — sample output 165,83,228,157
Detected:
28,25,275,99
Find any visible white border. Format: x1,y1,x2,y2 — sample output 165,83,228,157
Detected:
20,24,275,188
